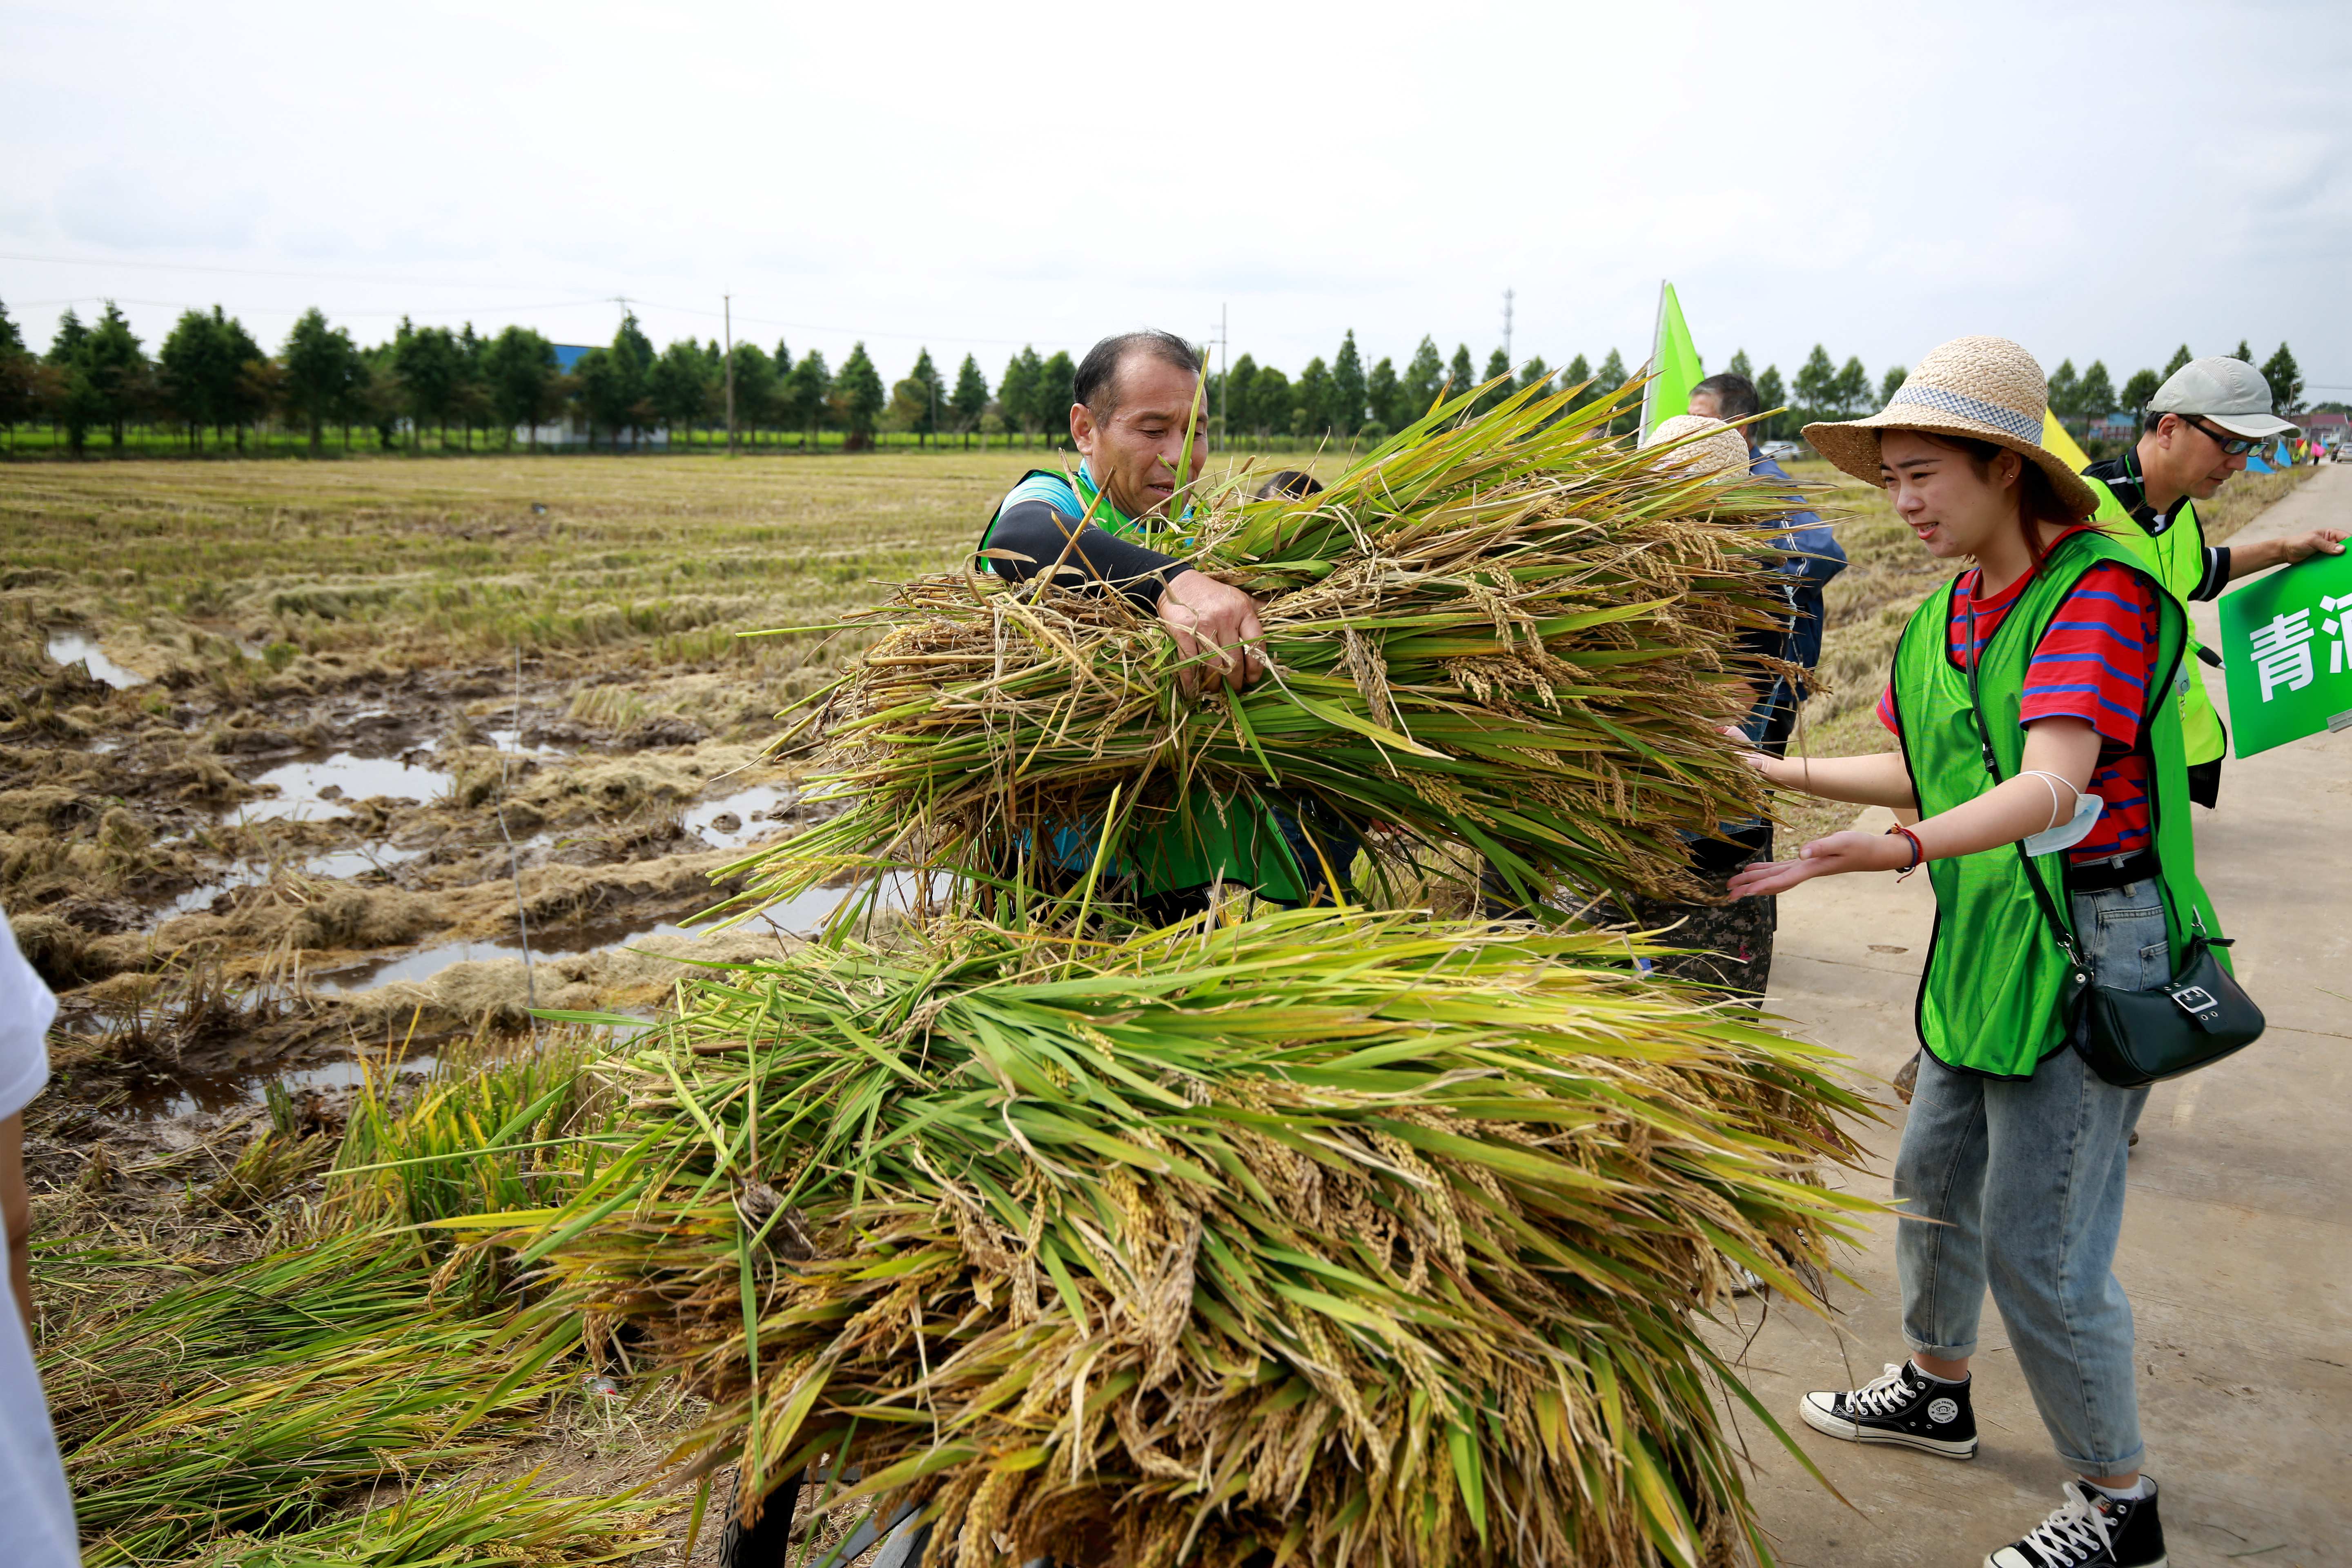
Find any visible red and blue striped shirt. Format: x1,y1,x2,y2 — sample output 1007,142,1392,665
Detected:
1879,541,2161,864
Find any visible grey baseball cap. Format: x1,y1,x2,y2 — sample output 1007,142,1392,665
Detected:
2148,356,2296,440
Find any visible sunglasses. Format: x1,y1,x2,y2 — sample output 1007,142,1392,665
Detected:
2178,414,2261,457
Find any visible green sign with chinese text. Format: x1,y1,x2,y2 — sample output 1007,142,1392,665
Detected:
2218,548,2352,758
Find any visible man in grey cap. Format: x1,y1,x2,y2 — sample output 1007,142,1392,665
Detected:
2082,355,2346,805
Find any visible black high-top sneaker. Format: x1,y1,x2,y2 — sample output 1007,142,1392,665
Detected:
1987,1479,2167,1568
1797,1360,1977,1458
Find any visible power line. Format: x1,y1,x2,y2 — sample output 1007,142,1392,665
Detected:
0,250,1055,350
1206,304,1229,448
0,249,613,296
627,295,1042,349
9,292,612,320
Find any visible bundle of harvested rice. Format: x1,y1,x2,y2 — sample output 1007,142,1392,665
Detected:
532,907,1872,1568
44,1039,633,1566
751,381,1806,915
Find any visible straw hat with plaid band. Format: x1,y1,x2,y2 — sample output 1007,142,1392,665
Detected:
1804,335,2097,520
1641,413,1752,478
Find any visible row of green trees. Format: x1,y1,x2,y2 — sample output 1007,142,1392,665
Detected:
0,299,898,456
1764,339,2312,445
1219,335,2317,448
0,296,2321,459
0,296,1105,458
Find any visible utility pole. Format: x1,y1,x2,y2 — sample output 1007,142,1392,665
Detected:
723,294,737,457
1204,305,1229,451
1502,287,1515,365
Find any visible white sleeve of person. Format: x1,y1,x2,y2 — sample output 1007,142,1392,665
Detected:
0,908,78,1568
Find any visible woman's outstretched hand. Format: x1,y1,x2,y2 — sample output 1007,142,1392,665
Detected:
1726,829,1909,899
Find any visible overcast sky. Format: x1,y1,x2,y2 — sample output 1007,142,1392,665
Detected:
4,0,2348,401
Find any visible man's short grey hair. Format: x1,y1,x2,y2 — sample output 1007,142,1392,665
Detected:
1075,329,1203,417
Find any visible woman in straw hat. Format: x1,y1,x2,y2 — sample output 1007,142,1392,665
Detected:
1725,337,2229,1568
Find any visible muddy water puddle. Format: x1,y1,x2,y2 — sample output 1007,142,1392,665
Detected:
236,751,454,823
81,717,825,1120
485,726,566,757
682,780,797,850
156,843,426,924
47,628,148,689
308,869,932,996
124,1051,447,1122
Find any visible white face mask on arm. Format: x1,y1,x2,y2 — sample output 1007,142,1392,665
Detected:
2015,769,2105,857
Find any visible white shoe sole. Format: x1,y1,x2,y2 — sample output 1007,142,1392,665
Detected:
1798,1396,1978,1458
1984,1555,2165,1568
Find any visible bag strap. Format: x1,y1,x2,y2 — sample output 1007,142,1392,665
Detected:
1960,595,2091,972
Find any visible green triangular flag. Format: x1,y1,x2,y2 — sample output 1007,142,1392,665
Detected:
1641,281,1705,437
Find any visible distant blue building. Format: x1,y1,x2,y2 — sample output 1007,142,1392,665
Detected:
514,345,669,447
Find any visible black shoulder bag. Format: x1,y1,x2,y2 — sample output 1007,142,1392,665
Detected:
1962,600,2263,1087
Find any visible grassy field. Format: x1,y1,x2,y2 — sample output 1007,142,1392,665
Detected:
4,449,1370,697
1,426,1367,460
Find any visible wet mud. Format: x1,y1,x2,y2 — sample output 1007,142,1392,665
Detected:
7,624,844,1196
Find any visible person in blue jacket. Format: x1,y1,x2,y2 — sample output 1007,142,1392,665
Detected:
1690,372,1847,757
1614,374,1847,997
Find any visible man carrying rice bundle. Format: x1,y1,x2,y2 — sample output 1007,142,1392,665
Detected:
769,336,1795,931
973,329,1355,918
977,330,1265,697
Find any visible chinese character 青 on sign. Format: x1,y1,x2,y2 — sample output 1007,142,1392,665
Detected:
2249,608,2315,702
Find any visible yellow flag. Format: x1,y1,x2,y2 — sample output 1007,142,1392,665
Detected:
2041,408,2091,473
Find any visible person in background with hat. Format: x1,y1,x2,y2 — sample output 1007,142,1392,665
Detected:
1611,413,1787,993
1726,338,2227,1568
2081,355,2347,806
1669,373,1851,1000
1688,371,1849,759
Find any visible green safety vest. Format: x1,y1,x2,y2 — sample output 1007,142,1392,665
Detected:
2082,474,2227,767
1889,529,2227,1077
974,470,1314,902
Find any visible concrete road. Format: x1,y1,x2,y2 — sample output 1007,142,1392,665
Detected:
1716,465,2352,1567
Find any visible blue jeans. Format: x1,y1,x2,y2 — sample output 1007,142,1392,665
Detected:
1893,878,2166,1475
